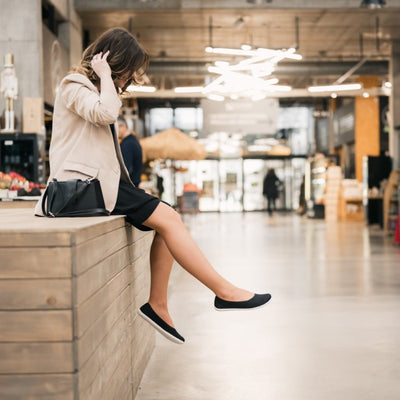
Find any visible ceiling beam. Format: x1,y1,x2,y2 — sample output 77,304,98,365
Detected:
148,60,388,77
126,87,389,99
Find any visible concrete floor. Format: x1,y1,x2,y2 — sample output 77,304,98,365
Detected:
135,212,400,400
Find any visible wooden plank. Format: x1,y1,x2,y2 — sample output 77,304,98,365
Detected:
0,374,74,400
0,279,71,310
131,330,155,396
128,232,154,262
0,310,72,342
131,315,155,350
104,351,132,400
114,382,132,400
74,227,130,275
0,342,74,374
76,287,131,368
0,231,72,247
0,209,125,247
125,224,152,244
131,252,151,285
0,200,37,209
72,217,126,246
0,247,72,279
74,267,130,337
130,256,152,310
74,247,130,306
82,343,131,400
78,308,132,395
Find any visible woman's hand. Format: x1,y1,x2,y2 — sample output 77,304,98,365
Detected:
90,51,111,79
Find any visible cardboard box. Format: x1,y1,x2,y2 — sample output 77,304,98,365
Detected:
23,97,44,134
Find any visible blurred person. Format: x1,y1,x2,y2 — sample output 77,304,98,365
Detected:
263,168,281,216
297,174,307,216
117,116,142,186
156,174,164,199
34,27,271,344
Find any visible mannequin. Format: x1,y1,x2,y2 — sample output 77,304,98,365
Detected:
0,53,18,132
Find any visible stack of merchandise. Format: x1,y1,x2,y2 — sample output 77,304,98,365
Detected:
324,165,342,222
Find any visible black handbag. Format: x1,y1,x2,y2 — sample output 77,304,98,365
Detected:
41,178,110,217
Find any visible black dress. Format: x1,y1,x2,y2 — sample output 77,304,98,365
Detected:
110,124,160,231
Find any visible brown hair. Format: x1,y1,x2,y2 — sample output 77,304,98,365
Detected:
72,27,149,93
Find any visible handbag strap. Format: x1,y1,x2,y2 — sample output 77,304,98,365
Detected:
41,185,50,216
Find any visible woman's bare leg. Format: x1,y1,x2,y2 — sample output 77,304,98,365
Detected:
143,202,253,303
148,232,175,326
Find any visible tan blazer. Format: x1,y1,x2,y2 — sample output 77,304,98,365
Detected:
35,73,132,216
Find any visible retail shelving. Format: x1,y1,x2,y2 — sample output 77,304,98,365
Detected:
383,169,400,231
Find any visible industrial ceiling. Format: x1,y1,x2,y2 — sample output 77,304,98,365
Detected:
74,0,400,98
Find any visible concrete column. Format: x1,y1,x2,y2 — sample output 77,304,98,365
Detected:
58,0,83,67
355,76,380,182
389,40,400,169
43,0,82,105
0,0,43,132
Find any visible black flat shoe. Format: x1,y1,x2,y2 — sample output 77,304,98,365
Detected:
214,293,272,311
138,303,185,344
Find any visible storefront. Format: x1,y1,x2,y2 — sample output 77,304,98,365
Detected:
155,155,306,212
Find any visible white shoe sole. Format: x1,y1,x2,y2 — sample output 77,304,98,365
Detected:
138,308,184,344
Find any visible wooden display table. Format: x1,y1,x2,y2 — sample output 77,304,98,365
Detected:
338,194,364,221
0,209,155,400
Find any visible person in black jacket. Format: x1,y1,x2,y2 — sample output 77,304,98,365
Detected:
263,168,281,216
118,116,143,186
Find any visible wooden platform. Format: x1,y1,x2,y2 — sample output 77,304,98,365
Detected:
0,209,155,400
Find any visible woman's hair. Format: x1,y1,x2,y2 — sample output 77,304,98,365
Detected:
72,27,149,93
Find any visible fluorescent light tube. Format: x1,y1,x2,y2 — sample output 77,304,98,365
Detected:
127,85,156,93
207,94,225,101
308,83,362,93
174,86,204,93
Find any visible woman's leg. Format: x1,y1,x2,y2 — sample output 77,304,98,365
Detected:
148,232,175,326
143,202,253,303
271,197,276,212
267,197,273,215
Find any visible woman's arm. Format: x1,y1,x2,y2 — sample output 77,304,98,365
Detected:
91,51,115,95
62,51,121,125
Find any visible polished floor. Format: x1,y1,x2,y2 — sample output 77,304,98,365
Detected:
135,212,400,400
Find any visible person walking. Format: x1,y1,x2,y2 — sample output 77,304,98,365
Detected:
117,116,143,187
263,168,281,216
35,27,271,344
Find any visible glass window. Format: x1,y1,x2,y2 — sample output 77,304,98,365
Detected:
147,108,173,135
174,108,203,132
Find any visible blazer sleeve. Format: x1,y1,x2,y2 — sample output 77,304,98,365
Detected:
63,81,122,126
